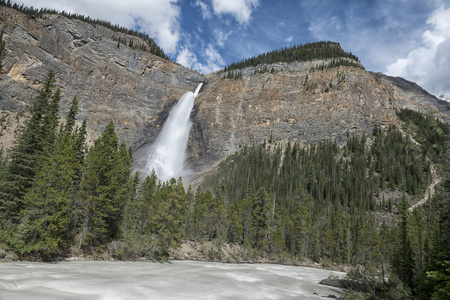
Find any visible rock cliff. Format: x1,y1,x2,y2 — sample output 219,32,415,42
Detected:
0,6,205,153
0,6,448,180
186,62,449,176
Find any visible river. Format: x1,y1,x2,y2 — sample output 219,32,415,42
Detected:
0,260,345,299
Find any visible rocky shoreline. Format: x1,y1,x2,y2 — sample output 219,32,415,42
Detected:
0,242,353,274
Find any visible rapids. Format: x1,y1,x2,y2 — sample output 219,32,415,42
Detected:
0,260,345,299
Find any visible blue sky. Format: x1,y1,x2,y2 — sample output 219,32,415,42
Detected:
14,0,450,98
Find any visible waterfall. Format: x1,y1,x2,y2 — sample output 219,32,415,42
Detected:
146,83,203,181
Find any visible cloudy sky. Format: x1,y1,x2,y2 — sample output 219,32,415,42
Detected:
14,0,450,98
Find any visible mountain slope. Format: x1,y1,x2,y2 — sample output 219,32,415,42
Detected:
187,62,449,177
0,6,448,180
0,5,205,152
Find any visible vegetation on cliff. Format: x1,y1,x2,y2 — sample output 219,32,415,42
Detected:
222,41,362,75
0,29,448,299
0,0,168,60
0,66,447,298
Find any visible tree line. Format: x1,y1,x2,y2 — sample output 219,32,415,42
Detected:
222,41,361,74
0,60,448,298
0,0,168,60
0,70,447,298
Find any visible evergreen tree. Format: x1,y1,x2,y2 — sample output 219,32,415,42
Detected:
78,121,132,251
425,194,450,299
122,171,157,238
73,119,87,187
211,183,228,241
151,178,186,258
15,99,87,260
251,187,271,250
0,70,60,223
290,187,312,257
17,132,79,260
393,195,416,286
182,184,196,239
63,97,79,134
192,188,221,240
227,196,244,244
424,136,450,299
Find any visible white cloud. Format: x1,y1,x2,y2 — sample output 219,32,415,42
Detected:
211,0,260,23
213,29,231,47
386,5,450,97
193,0,212,19
303,0,450,97
14,0,181,54
176,44,224,74
204,44,225,70
285,35,293,43
176,47,198,68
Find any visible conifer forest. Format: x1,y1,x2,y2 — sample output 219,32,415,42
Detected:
0,6,449,298
0,67,448,299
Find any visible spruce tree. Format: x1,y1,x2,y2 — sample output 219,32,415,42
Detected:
122,171,156,239
0,70,60,223
182,185,196,239
251,187,271,250
151,178,186,258
17,132,78,260
63,97,79,134
15,98,86,260
227,197,244,243
393,195,416,286
78,121,132,251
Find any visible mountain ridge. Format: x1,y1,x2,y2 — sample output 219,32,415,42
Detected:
0,5,448,181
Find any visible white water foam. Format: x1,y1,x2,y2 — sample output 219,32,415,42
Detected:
146,83,203,181
0,261,346,300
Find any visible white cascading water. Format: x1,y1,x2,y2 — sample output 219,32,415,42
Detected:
146,83,203,181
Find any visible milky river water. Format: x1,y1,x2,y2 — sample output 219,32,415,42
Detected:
0,261,345,299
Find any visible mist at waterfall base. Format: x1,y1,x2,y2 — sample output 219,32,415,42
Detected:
146,83,203,182
0,261,345,300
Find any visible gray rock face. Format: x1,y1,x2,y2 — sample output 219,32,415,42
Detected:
186,65,449,177
0,7,205,154
0,7,448,180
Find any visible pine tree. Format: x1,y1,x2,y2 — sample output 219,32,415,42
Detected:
122,171,157,238
251,187,271,250
425,195,450,299
17,132,79,260
63,97,79,134
0,148,8,233
182,184,195,239
211,183,228,241
0,70,60,223
393,194,416,286
192,188,217,240
15,99,87,260
289,186,312,257
78,121,132,251
424,127,450,299
227,197,244,244
73,119,87,187
151,178,186,258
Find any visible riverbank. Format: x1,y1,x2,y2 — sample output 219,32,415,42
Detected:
170,241,353,273
1,241,353,274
